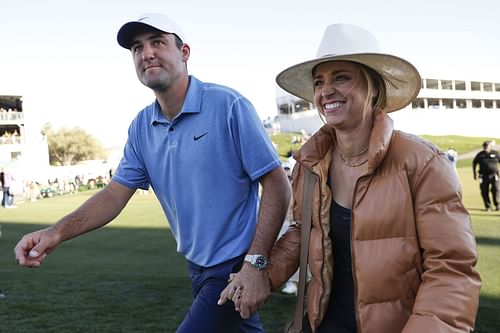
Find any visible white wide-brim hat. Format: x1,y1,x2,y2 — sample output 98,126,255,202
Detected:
276,24,421,113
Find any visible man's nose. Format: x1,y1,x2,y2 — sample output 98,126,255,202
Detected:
141,44,155,60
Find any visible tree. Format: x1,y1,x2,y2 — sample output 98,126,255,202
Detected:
44,125,108,166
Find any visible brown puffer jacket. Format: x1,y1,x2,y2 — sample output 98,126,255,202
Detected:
268,112,481,332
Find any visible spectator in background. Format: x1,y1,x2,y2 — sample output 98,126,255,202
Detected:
446,147,458,169
473,140,500,211
0,168,4,206
29,181,39,202
1,168,16,208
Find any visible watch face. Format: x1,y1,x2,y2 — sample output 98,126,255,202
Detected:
245,254,268,270
254,255,268,270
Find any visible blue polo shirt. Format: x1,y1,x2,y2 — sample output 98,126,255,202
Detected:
113,76,281,266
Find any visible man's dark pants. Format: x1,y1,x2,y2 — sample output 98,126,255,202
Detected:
177,255,264,333
480,174,499,209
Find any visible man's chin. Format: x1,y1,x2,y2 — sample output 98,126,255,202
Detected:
141,80,167,91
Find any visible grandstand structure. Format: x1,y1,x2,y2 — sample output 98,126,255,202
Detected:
0,95,49,181
275,75,500,138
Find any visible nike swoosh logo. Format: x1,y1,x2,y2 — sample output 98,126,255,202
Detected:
193,132,208,141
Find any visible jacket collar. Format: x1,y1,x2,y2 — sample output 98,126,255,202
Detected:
294,111,394,175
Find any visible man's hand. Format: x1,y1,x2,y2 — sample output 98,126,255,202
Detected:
218,263,272,319
13,181,135,268
14,228,60,267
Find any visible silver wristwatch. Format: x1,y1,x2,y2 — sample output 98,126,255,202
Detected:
244,254,269,271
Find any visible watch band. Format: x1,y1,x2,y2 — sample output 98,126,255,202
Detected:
244,254,269,270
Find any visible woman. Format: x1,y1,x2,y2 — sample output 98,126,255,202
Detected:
221,24,481,332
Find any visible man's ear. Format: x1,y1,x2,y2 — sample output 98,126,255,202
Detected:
181,43,190,62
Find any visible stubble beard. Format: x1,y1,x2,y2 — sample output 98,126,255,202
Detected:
140,72,171,92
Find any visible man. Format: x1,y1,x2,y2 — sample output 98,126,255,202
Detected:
1,167,15,208
14,13,291,332
0,168,4,207
445,147,458,169
472,140,500,211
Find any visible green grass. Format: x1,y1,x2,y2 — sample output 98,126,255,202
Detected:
457,167,500,333
419,135,498,155
1,135,499,332
269,132,304,161
0,192,296,332
271,133,500,167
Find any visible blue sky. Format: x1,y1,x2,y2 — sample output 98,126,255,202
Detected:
1,0,499,147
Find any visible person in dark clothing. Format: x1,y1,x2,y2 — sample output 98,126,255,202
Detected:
0,169,4,207
472,140,500,211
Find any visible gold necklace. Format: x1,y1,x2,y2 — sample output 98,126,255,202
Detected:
338,146,369,168
339,145,369,157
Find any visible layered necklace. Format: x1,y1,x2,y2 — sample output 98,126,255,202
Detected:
338,146,369,168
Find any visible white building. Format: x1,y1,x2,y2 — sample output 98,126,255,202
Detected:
0,95,50,183
275,74,500,138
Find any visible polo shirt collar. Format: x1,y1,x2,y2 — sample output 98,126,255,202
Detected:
150,75,202,126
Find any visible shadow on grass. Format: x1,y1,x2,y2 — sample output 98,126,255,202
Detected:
476,236,500,247
0,222,295,332
2,221,497,332
476,294,500,333
1,222,188,332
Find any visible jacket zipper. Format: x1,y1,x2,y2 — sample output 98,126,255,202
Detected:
351,175,365,333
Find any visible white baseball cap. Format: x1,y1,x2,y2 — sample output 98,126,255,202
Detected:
117,13,186,49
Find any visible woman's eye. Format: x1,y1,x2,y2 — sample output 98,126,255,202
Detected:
334,74,351,82
313,80,323,87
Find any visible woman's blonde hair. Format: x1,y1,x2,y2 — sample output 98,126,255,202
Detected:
359,64,387,125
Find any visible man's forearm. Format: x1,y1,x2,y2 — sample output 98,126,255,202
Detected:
51,181,134,242
248,167,291,256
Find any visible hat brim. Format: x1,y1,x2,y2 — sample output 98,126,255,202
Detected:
117,22,160,49
276,53,421,113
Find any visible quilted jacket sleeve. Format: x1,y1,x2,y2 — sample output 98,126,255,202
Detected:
267,164,304,290
403,154,481,332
